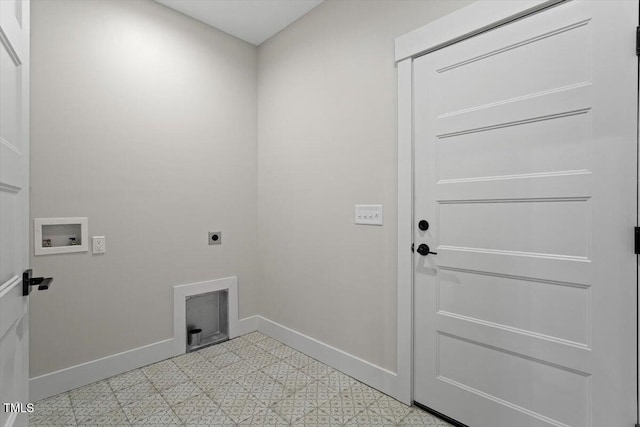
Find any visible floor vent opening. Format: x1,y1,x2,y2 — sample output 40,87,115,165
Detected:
185,289,229,352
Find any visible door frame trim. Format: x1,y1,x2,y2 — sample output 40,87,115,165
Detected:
394,0,572,405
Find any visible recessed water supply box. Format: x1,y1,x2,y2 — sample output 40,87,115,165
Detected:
34,217,88,255
185,289,229,352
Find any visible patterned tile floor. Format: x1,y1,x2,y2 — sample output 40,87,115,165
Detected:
31,332,452,426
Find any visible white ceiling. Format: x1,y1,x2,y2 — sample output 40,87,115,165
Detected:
155,0,324,46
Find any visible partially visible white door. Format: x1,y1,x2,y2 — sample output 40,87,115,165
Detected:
0,1,30,426
413,1,637,426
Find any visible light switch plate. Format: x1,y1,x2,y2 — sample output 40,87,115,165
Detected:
92,236,106,254
355,205,383,225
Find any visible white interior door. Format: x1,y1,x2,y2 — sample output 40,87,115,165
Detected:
413,1,638,426
0,1,30,426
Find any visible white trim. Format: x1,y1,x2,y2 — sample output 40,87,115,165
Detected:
0,182,20,194
33,217,88,255
30,276,239,402
394,0,562,62
29,313,404,404
238,315,260,336
172,277,239,355
251,316,402,401
0,275,20,299
396,58,413,406
3,412,17,427
395,0,574,405
29,338,176,402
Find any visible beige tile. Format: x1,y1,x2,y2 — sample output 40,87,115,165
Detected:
71,393,119,424
29,411,78,426
219,337,253,353
237,371,291,406
191,368,235,393
236,408,290,426
285,352,314,369
254,337,283,351
299,360,336,380
108,369,147,392
171,393,219,424
142,360,181,379
262,361,315,393
345,382,384,406
122,393,170,423
241,331,269,344
31,394,76,426
236,370,279,391
69,381,112,406
400,408,453,426
147,369,190,391
34,393,72,411
115,379,157,407
29,405,77,426
31,340,459,427
207,381,268,423
196,344,230,359
294,381,339,407
267,344,297,360
318,390,369,425
185,407,236,426
171,351,207,369
179,359,219,380
131,408,182,426
320,371,359,393
232,344,265,360
160,380,202,406
206,381,250,404
346,406,395,426
291,408,344,427
189,404,236,426
271,392,318,424
219,360,260,381
209,351,243,368
243,350,281,369
76,407,130,426
369,394,413,424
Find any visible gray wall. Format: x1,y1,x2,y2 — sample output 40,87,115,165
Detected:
30,0,474,379
30,0,258,377
257,0,471,371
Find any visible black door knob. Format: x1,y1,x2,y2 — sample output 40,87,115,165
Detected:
418,220,429,231
416,244,437,256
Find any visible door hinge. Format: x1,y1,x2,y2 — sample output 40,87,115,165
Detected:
635,227,640,254
636,26,640,56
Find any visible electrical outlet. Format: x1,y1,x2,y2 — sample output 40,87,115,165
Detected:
92,236,106,254
355,205,383,225
208,231,222,245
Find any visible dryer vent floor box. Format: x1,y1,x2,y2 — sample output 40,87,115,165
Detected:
186,289,228,352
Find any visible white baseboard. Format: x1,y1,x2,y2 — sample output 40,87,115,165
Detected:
247,316,406,404
238,315,259,336
29,338,178,402
30,315,407,405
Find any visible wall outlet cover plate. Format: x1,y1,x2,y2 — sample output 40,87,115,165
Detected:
92,236,106,254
